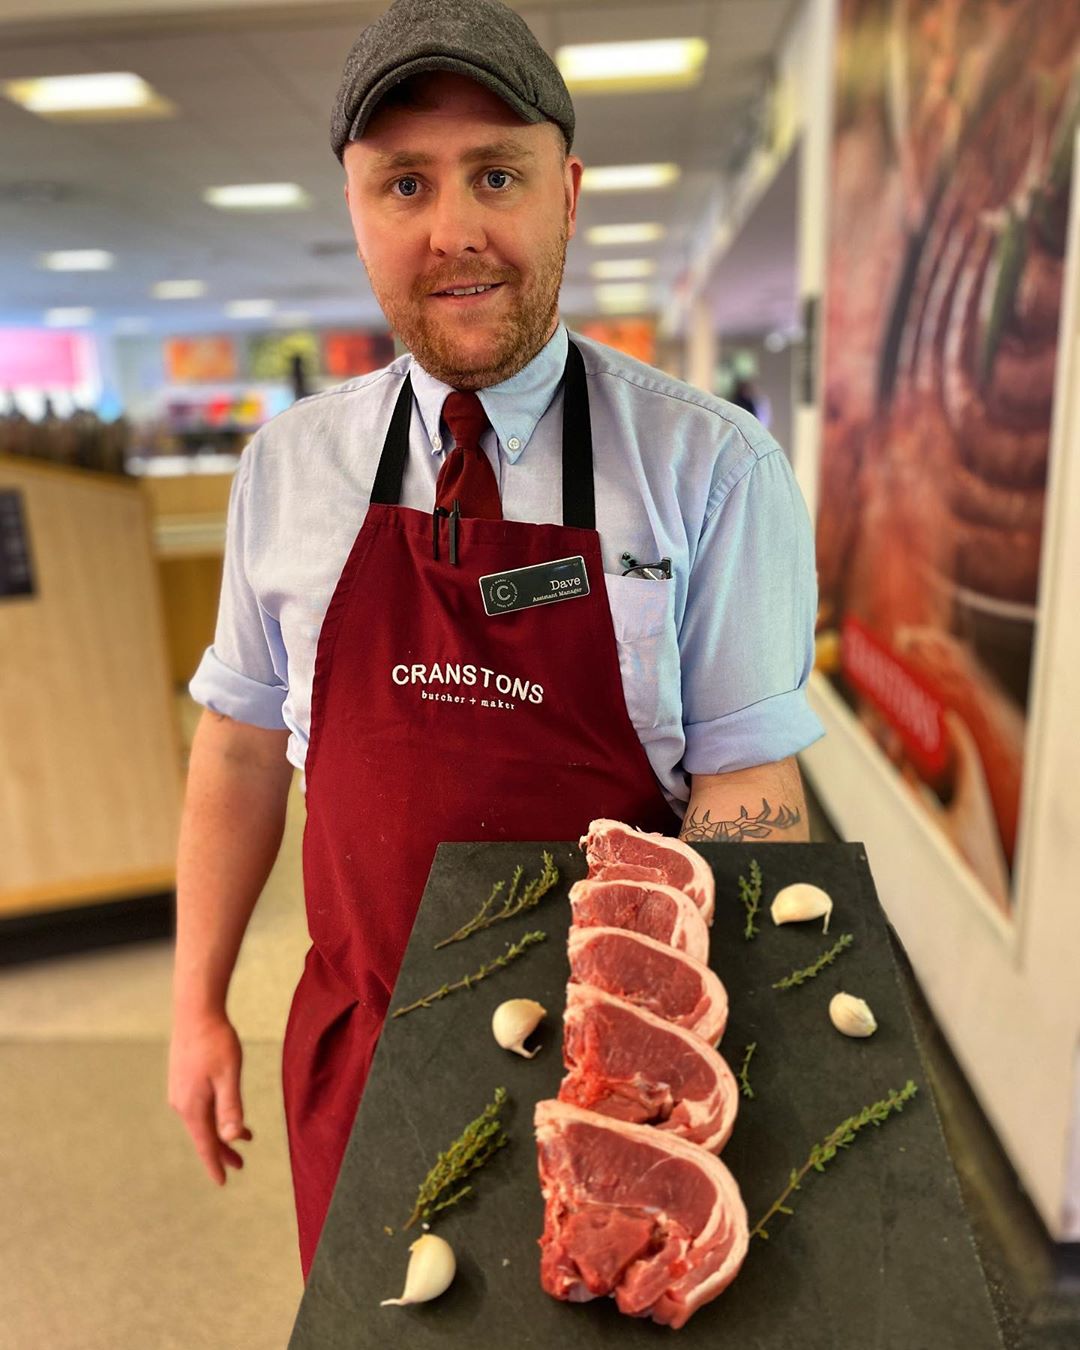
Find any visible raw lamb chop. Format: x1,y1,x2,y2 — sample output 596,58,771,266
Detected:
567,926,728,1045
535,1099,749,1328
568,878,710,964
581,819,715,923
558,985,738,1153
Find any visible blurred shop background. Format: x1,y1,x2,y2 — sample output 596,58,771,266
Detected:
2,0,1079,1346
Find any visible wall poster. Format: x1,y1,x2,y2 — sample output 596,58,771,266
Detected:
248,330,320,382
817,0,1080,915
164,336,238,383
323,331,396,378
576,318,657,366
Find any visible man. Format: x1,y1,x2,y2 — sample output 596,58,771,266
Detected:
168,0,824,1278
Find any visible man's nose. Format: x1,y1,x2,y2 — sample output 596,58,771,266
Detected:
428,184,487,257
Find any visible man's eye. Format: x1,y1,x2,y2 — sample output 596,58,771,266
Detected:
393,177,420,198
483,169,512,191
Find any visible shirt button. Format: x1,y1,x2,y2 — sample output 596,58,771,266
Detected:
432,435,442,451
507,437,521,451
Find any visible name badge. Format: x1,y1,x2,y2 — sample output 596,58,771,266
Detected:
479,555,590,616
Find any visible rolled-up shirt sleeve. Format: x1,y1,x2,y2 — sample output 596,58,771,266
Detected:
189,446,289,730
679,440,824,775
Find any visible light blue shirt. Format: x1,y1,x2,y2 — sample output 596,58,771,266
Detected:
190,324,824,806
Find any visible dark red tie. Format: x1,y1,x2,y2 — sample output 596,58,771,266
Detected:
434,390,502,520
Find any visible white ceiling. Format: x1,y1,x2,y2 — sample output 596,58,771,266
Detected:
0,0,800,337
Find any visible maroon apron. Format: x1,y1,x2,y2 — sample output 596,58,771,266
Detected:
283,342,677,1277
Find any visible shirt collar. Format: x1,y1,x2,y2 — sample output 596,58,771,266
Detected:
407,323,568,465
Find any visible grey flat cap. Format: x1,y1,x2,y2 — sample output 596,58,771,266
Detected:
330,0,574,162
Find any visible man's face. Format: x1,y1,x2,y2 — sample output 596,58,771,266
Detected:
343,73,582,389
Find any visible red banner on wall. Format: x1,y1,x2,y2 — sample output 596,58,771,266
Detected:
840,617,949,783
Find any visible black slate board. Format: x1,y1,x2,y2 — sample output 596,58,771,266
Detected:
290,842,1003,1350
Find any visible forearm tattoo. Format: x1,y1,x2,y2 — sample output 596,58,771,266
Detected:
681,800,802,843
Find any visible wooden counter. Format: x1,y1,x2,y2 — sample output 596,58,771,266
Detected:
140,467,232,687
0,455,182,917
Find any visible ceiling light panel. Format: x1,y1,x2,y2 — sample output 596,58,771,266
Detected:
3,73,174,121
45,307,94,326
582,164,680,193
589,259,657,280
39,250,115,272
595,283,653,314
556,39,708,93
204,183,310,211
152,280,206,300
586,223,666,246
225,300,275,319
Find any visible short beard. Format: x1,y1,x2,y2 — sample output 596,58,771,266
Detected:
365,219,569,390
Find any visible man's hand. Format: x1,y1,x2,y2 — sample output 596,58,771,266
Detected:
168,709,292,1184
681,756,810,843
168,1008,253,1185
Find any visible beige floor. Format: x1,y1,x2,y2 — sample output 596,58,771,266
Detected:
0,768,310,1350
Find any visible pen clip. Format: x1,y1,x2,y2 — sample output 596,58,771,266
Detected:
449,499,461,566
621,556,672,580
432,505,449,561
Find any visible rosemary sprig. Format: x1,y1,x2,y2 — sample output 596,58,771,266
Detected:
738,1043,757,1099
404,1087,510,1228
750,1080,919,1240
391,931,547,1018
772,933,855,990
738,859,763,939
434,852,559,948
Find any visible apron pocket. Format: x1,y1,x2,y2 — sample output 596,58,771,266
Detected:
603,572,677,731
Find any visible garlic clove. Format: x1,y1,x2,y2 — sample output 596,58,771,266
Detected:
829,992,878,1038
380,1233,456,1307
770,882,833,933
492,998,546,1058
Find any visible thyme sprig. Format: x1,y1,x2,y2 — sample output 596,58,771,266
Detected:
391,932,547,1018
434,852,559,948
738,858,763,939
738,1043,758,1099
772,933,855,990
404,1087,510,1228
750,1080,919,1240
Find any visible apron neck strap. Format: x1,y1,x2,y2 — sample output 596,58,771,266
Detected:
369,339,595,530
560,339,594,530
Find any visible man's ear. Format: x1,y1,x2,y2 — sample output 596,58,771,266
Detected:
564,155,584,240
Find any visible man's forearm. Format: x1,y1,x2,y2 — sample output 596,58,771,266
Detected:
680,756,810,843
173,712,294,1017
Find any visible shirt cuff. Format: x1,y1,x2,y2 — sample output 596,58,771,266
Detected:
189,646,288,731
683,687,825,776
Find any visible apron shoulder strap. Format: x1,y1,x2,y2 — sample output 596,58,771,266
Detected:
368,373,413,506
